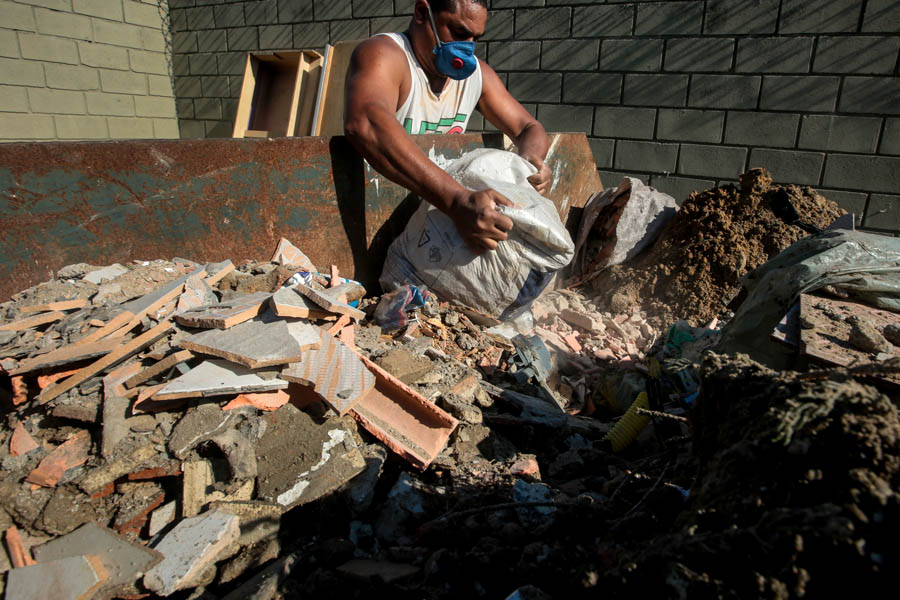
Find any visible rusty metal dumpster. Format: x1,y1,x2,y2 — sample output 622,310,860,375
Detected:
0,133,601,300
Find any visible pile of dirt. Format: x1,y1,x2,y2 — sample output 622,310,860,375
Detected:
589,169,846,327
602,353,899,598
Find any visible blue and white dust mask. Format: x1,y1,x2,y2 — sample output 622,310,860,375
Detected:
426,3,477,80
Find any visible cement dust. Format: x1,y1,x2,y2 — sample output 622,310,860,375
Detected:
588,169,846,327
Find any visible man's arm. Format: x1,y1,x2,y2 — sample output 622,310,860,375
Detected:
344,38,514,254
476,61,552,195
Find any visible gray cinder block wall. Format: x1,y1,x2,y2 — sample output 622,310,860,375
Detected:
168,0,900,232
0,0,179,141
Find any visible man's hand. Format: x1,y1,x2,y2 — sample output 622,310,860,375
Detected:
523,155,551,196
449,189,516,254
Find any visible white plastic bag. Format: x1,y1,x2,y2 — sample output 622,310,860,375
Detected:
380,149,575,320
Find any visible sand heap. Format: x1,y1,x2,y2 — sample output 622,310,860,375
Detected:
589,169,846,327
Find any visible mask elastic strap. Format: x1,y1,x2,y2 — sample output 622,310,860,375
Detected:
425,2,443,49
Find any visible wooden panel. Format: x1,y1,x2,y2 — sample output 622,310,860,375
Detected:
295,51,324,136
232,54,256,138
312,40,362,137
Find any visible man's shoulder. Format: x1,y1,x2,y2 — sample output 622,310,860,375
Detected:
353,34,406,65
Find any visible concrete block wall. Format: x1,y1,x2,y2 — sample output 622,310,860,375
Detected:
0,0,179,141
168,0,900,232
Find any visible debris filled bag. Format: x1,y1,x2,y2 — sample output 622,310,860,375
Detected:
380,149,575,320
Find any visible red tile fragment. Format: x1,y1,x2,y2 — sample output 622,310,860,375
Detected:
339,324,356,347
11,375,29,406
329,265,340,287
4,526,35,567
222,390,290,412
37,368,81,390
564,334,582,353
10,423,39,456
326,314,351,337
90,481,116,500
25,430,91,488
127,463,183,481
116,492,166,536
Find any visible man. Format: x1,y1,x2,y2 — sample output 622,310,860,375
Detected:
344,0,552,254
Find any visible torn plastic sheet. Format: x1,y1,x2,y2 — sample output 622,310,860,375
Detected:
719,230,900,360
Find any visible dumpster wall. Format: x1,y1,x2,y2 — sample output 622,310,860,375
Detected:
0,0,179,142
167,0,900,233
0,132,600,301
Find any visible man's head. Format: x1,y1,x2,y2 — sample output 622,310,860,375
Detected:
428,0,488,14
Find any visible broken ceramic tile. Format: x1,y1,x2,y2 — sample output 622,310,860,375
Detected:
143,511,240,596
153,359,289,400
281,329,374,415
179,316,319,368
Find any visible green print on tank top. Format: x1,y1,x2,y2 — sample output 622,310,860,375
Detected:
403,113,467,135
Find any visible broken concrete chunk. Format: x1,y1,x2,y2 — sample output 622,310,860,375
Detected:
175,292,271,330
176,275,218,314
560,308,600,333
149,501,177,538
848,315,891,354
208,500,282,548
5,555,107,600
282,329,374,415
168,403,260,483
79,442,157,495
374,348,435,385
143,511,240,597
295,282,365,320
102,362,143,459
255,405,366,510
513,480,556,529
34,522,163,597
220,552,297,600
182,459,254,518
271,287,336,320
84,263,129,284
154,359,289,400
114,481,166,536
336,559,418,584
38,485,108,536
179,316,320,368
346,444,388,514
271,237,315,271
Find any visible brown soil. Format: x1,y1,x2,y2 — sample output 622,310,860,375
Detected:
589,169,846,327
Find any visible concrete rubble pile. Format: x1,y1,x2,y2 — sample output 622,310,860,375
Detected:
0,236,665,598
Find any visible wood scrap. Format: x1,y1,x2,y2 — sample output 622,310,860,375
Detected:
75,311,134,345
11,337,122,375
124,350,195,389
329,265,339,287
0,311,65,332
39,321,175,404
19,299,89,313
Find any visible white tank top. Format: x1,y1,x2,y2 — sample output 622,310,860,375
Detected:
378,32,483,135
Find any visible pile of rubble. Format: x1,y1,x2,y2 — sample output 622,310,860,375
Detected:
3,169,898,597
0,236,661,598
